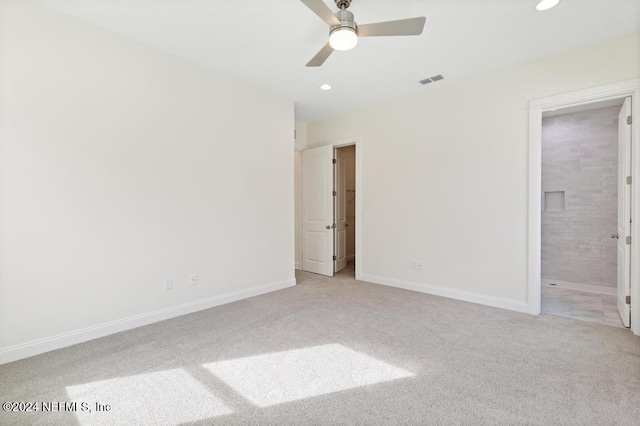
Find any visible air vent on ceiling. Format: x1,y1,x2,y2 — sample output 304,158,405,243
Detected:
419,74,444,85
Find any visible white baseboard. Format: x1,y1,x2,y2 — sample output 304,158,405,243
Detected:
541,279,616,296
0,278,296,365
360,274,528,314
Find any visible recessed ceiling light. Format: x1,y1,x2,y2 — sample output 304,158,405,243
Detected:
320,84,332,91
536,0,560,11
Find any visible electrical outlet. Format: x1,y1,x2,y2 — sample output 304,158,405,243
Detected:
189,274,198,286
164,278,173,291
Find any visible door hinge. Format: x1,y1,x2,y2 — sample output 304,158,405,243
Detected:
333,190,337,196
627,176,632,185
628,115,632,125
626,295,631,305
333,255,337,261
626,236,631,245
332,159,337,164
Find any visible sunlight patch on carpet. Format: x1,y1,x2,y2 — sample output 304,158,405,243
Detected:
66,368,231,424
202,343,414,407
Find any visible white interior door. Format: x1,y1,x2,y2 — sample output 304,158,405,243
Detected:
302,145,334,276
617,96,632,327
334,148,347,273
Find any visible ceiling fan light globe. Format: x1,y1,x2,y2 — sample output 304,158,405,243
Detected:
536,0,560,11
329,27,358,51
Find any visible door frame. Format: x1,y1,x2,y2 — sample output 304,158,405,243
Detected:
330,137,362,279
332,146,347,273
528,79,640,335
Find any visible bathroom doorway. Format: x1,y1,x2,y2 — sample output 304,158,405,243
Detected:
540,98,631,327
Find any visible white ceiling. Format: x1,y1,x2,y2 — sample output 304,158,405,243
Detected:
34,0,640,122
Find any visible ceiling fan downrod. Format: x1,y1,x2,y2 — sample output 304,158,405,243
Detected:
335,0,351,10
332,0,356,33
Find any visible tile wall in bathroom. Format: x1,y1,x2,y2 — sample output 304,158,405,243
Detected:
541,106,620,288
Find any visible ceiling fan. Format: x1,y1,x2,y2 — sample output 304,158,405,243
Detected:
301,0,426,67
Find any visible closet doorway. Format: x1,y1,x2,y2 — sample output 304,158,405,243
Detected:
300,140,360,278
333,145,356,275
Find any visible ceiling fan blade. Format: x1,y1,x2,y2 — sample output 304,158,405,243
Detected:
300,0,340,27
357,17,426,37
306,42,334,67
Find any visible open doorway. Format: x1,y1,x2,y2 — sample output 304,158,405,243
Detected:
528,79,639,336
297,139,360,279
540,99,629,328
333,145,356,278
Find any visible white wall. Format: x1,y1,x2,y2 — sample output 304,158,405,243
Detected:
306,33,640,310
542,106,620,288
0,1,294,362
294,122,306,269
295,121,307,151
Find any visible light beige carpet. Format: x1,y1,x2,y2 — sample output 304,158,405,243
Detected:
2,264,639,425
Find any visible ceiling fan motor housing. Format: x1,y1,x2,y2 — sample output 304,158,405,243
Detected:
331,9,357,35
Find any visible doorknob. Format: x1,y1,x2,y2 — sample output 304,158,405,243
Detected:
611,233,619,239
326,225,331,229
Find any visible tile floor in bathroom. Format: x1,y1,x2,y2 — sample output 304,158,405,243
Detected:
541,284,624,328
